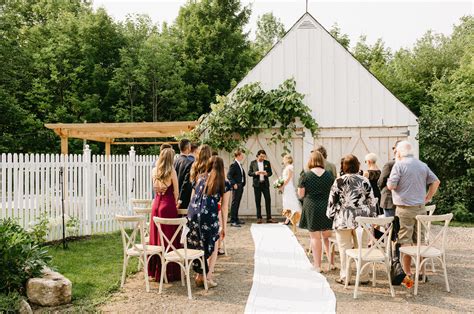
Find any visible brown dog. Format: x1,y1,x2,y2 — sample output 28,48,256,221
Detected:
281,209,301,234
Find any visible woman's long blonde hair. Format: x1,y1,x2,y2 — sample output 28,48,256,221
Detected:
190,144,212,182
153,148,175,184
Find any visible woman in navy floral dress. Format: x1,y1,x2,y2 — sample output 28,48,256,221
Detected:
187,156,231,287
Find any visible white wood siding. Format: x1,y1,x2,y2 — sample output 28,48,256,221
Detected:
232,13,418,128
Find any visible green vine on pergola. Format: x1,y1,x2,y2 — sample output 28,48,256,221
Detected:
188,78,318,153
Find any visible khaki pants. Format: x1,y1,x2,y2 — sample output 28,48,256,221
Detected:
396,205,426,245
336,229,370,281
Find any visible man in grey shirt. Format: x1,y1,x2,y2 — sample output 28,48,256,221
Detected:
387,140,440,277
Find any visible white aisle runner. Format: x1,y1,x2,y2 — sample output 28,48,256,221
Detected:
245,224,336,313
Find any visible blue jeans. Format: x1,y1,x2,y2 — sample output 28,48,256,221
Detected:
383,208,395,217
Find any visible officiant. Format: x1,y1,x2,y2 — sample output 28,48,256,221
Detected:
248,150,277,224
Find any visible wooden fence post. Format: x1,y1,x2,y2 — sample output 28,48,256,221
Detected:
83,145,95,234
128,146,136,214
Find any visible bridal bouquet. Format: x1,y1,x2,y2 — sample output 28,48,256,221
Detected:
272,177,285,193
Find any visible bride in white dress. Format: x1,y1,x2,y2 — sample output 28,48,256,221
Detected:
280,155,302,224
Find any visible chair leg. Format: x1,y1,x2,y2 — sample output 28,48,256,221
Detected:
354,260,361,299
160,256,168,284
431,258,436,272
181,267,185,287
159,261,167,294
423,260,427,282
185,263,192,300
344,257,351,290
121,255,129,288
372,263,376,287
441,255,450,292
414,255,420,296
385,260,395,297
201,257,208,291
143,254,150,293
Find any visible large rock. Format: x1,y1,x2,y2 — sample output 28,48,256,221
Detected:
26,268,72,307
19,299,33,314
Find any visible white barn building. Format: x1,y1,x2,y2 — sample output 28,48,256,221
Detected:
222,13,418,216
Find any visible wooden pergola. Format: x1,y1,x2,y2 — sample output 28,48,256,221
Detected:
45,121,198,155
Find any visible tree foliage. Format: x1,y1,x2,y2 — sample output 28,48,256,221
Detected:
174,0,257,115
329,23,350,49
189,79,318,153
253,12,286,58
0,1,472,220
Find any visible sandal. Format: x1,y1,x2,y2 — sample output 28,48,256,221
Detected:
218,249,225,255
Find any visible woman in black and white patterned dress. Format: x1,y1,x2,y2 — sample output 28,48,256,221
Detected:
326,154,377,285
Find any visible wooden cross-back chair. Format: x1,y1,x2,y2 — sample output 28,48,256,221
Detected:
153,217,208,299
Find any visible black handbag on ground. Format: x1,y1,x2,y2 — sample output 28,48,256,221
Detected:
390,216,406,285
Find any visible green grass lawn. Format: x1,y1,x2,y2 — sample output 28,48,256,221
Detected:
47,232,138,309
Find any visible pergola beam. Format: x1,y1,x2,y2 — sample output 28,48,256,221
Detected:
112,141,179,145
45,121,198,155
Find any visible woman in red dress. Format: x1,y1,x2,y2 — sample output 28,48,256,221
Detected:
148,148,181,282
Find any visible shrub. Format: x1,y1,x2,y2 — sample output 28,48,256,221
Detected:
0,218,52,294
27,212,50,244
0,291,22,312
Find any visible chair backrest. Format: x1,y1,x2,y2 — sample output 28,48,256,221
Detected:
116,215,147,254
153,217,188,260
355,216,394,259
133,208,152,237
426,205,436,215
415,213,453,256
424,204,436,243
131,199,153,209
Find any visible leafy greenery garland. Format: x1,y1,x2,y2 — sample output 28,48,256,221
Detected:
188,78,318,152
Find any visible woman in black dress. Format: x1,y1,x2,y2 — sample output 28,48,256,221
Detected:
298,151,335,272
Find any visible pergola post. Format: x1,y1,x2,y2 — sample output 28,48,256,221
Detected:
60,135,68,155
105,140,111,156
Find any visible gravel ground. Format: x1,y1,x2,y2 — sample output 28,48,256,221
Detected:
100,220,474,313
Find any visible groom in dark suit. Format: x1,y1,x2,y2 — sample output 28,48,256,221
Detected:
227,149,246,227
248,150,276,224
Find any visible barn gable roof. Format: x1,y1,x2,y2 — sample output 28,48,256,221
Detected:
233,12,418,128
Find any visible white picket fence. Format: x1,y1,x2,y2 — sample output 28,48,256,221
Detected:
0,145,158,240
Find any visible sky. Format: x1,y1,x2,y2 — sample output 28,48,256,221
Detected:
92,0,473,50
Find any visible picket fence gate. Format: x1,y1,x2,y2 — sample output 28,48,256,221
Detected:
0,145,158,241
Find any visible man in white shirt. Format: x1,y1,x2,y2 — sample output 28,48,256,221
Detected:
249,150,275,224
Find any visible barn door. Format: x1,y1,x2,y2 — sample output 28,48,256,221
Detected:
315,127,411,173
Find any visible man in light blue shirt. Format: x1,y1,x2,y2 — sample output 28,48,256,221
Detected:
388,140,440,278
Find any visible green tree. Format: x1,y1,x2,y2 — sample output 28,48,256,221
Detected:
418,21,474,221
173,0,256,115
253,12,286,57
138,28,191,121
110,15,156,122
353,36,391,69
329,23,350,49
